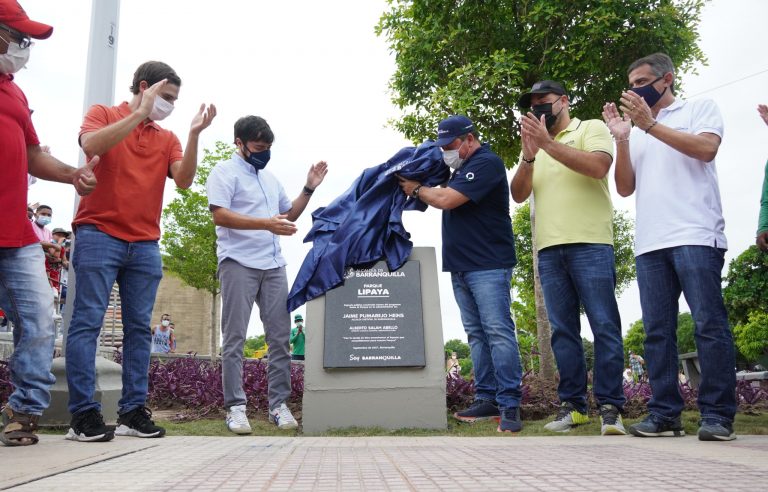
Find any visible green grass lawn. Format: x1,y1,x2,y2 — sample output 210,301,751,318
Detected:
151,411,768,438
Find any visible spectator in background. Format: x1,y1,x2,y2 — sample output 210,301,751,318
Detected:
290,314,305,361
757,104,768,252
151,314,176,354
629,351,645,383
446,351,461,378
0,0,97,447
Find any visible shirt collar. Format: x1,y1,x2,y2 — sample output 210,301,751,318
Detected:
232,152,259,174
557,117,582,136
658,97,685,115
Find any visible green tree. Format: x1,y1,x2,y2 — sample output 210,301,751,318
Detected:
624,312,699,362
243,335,267,358
733,311,768,363
582,337,594,373
376,0,706,163
444,338,470,359
676,312,696,354
162,141,235,358
378,0,704,381
623,318,646,361
723,246,768,327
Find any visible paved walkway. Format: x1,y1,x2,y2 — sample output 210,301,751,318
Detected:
2,434,767,491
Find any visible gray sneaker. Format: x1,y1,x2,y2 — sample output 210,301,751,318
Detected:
599,404,626,436
544,402,590,432
698,420,736,441
629,414,685,437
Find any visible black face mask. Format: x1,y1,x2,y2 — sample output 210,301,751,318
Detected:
241,145,271,171
531,101,563,130
630,76,667,108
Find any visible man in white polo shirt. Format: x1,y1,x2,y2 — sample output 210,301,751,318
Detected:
603,52,736,441
206,115,327,433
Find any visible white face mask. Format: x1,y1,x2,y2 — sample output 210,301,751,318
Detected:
161,319,170,327
442,149,465,170
149,96,174,121
0,42,30,74
442,139,467,170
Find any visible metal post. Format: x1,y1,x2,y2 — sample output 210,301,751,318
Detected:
61,0,120,354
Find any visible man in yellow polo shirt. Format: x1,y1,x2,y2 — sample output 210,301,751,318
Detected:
510,80,626,436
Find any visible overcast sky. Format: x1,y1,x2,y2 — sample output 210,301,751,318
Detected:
18,0,768,343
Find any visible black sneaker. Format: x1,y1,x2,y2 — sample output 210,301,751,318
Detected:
497,407,523,433
629,414,685,437
453,399,499,422
115,406,165,438
65,408,115,442
698,419,736,441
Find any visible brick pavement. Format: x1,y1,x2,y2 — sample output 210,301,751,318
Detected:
2,435,767,491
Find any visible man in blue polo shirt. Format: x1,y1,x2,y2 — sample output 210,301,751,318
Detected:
398,115,523,433
206,115,327,434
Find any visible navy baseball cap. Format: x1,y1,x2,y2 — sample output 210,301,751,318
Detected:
518,80,567,109
435,115,475,147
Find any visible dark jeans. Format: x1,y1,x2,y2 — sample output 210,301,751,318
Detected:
636,245,736,424
66,225,162,416
538,244,626,413
451,268,523,409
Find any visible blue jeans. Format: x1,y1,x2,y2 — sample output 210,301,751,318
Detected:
451,268,523,409
66,225,162,416
538,244,626,412
0,244,56,415
636,246,736,424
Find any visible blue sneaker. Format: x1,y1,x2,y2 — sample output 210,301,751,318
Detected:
453,399,499,422
629,414,685,437
698,419,736,441
497,407,522,433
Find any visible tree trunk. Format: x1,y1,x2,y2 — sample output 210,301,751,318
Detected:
209,291,219,360
530,198,555,380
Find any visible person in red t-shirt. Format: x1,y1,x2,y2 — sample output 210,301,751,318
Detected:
0,0,98,447
65,60,216,443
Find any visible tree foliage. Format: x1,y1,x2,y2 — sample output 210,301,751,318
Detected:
723,246,768,327
376,0,706,163
162,141,234,295
733,311,768,363
510,202,636,328
444,338,470,359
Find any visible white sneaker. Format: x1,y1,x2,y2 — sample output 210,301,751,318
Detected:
226,405,252,434
269,403,298,429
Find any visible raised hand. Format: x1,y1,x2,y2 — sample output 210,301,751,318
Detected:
758,104,768,126
73,155,99,196
757,231,768,252
619,91,655,131
306,160,328,190
190,103,217,136
267,214,298,236
137,79,168,118
520,116,540,161
521,112,552,150
602,102,632,139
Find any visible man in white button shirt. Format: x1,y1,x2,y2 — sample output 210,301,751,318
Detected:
603,52,736,442
206,116,327,433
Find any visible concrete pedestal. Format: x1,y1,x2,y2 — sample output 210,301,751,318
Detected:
41,356,123,427
301,247,447,433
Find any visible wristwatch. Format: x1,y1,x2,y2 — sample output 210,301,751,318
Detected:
412,185,423,198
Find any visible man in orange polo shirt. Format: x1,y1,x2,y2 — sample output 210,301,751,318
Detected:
65,61,216,443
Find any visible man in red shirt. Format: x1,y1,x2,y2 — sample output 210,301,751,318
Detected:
0,0,97,447
65,60,216,443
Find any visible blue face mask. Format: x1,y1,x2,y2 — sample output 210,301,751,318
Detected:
36,216,51,226
630,76,667,108
242,147,270,171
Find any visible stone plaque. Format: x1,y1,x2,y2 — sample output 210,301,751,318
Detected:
323,260,425,368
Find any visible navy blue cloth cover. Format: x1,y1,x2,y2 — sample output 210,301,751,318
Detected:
287,141,450,311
